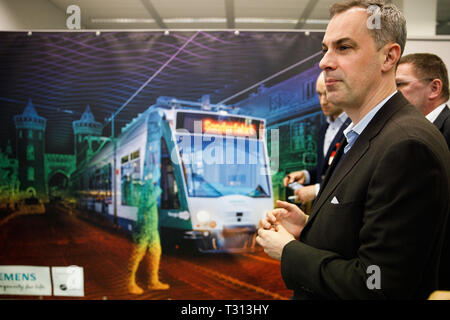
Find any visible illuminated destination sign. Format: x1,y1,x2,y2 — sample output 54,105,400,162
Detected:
202,119,256,136
176,112,263,139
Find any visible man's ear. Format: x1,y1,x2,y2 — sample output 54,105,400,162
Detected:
429,79,443,100
381,43,401,73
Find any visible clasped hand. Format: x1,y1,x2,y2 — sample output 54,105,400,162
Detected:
256,200,308,261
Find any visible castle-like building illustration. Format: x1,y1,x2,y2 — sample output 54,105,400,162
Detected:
0,99,103,209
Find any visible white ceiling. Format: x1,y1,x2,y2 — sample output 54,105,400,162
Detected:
1,0,447,34
44,0,450,34
48,0,337,30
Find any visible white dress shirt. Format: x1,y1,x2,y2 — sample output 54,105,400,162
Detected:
425,103,448,123
323,112,349,157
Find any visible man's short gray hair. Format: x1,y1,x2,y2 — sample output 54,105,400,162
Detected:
330,0,407,56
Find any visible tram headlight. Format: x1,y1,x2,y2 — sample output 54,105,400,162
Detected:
196,210,211,224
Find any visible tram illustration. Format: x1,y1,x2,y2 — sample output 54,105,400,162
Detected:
70,97,274,252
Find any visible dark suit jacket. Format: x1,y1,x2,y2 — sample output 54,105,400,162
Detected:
310,116,351,185
433,105,450,148
433,105,450,290
281,92,450,299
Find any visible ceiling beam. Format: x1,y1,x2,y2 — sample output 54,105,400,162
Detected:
140,0,167,29
225,0,235,29
295,0,320,29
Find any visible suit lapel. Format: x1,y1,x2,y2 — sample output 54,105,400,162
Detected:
303,92,410,230
316,136,346,200
306,136,369,226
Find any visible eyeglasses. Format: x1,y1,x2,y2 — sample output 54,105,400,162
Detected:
396,78,434,88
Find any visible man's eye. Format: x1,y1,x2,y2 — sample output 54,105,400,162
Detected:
339,46,350,51
321,48,328,55
396,82,405,87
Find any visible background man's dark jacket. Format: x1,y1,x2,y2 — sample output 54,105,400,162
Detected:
433,105,450,290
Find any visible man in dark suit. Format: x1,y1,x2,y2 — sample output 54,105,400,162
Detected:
256,0,450,299
435,106,450,146
396,53,450,148
283,72,351,203
396,53,450,291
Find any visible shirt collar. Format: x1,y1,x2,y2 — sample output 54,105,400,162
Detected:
344,91,397,138
425,103,447,123
326,111,348,125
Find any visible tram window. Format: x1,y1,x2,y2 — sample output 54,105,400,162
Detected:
121,150,141,206
161,138,180,210
228,174,246,186
131,150,139,160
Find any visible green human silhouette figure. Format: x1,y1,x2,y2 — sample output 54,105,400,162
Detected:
127,178,169,294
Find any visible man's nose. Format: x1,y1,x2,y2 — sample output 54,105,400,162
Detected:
319,50,337,71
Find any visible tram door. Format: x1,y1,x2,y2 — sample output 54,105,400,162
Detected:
160,138,180,210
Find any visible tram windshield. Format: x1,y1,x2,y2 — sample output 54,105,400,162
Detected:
177,135,271,198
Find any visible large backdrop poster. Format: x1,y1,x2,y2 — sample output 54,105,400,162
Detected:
0,30,324,300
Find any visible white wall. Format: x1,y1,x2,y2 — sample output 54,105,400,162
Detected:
404,38,450,75
402,0,437,38
0,0,66,30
